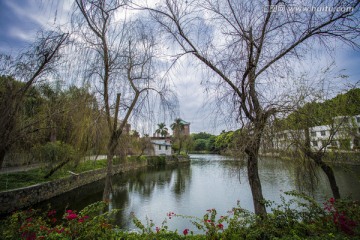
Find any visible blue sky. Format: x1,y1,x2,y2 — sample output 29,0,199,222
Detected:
1,0,359,135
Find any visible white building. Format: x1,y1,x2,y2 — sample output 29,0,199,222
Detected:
271,115,360,152
310,115,360,151
151,138,172,155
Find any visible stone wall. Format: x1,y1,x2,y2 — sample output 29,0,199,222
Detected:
0,155,190,215
0,161,147,215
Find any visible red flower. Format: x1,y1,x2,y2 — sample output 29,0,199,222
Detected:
217,223,224,230
47,210,56,217
51,218,57,223
156,227,160,233
39,226,48,231
66,210,73,214
66,213,78,220
183,228,189,236
329,198,335,204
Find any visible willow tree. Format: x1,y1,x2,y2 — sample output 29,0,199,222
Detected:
144,0,360,216
0,32,68,169
73,0,172,200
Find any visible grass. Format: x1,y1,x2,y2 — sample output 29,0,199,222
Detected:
0,159,108,192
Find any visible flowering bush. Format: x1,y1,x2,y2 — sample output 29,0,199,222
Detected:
2,193,360,239
0,201,118,240
323,197,359,235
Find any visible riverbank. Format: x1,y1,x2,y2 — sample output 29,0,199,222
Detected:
260,151,360,165
0,155,190,215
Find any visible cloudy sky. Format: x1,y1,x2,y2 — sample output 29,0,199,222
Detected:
1,0,359,135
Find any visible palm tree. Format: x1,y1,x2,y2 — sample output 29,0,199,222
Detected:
170,118,184,137
155,123,168,138
171,118,185,153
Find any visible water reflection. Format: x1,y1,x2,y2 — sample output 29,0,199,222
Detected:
37,154,360,232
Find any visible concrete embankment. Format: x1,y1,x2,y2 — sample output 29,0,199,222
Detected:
0,155,189,215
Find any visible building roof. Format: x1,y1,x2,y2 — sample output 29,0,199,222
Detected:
179,119,190,125
151,141,172,146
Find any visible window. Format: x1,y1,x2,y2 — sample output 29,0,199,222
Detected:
312,141,318,147
321,131,326,136
165,145,168,150
311,132,316,137
158,145,161,150
357,117,360,123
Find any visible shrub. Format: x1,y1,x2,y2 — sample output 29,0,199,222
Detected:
1,193,359,239
32,141,79,167
0,202,118,240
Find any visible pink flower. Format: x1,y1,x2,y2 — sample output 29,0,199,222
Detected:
66,210,73,214
66,213,78,220
183,228,189,235
167,211,176,219
156,227,160,233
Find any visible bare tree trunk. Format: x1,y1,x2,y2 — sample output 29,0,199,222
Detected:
304,127,341,199
245,119,268,217
103,134,118,202
318,161,341,199
246,149,267,217
0,148,6,169
44,157,70,179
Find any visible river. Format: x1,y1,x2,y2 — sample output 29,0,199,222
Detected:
37,154,360,232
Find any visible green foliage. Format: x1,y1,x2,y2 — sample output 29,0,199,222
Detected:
190,132,217,152
279,88,360,130
1,193,360,239
0,201,118,240
147,156,166,167
0,159,107,191
1,80,110,168
214,130,236,153
193,139,208,151
130,192,360,239
155,123,169,138
32,141,78,165
192,132,213,141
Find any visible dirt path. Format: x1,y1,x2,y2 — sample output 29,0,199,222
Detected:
0,163,43,174
0,155,108,174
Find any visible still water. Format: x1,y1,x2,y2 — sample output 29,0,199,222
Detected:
38,154,360,232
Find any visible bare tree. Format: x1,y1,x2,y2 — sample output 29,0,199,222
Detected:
142,0,360,216
0,31,68,169
73,0,173,201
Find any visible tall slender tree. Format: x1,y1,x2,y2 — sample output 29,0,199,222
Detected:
144,0,360,216
73,0,172,201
